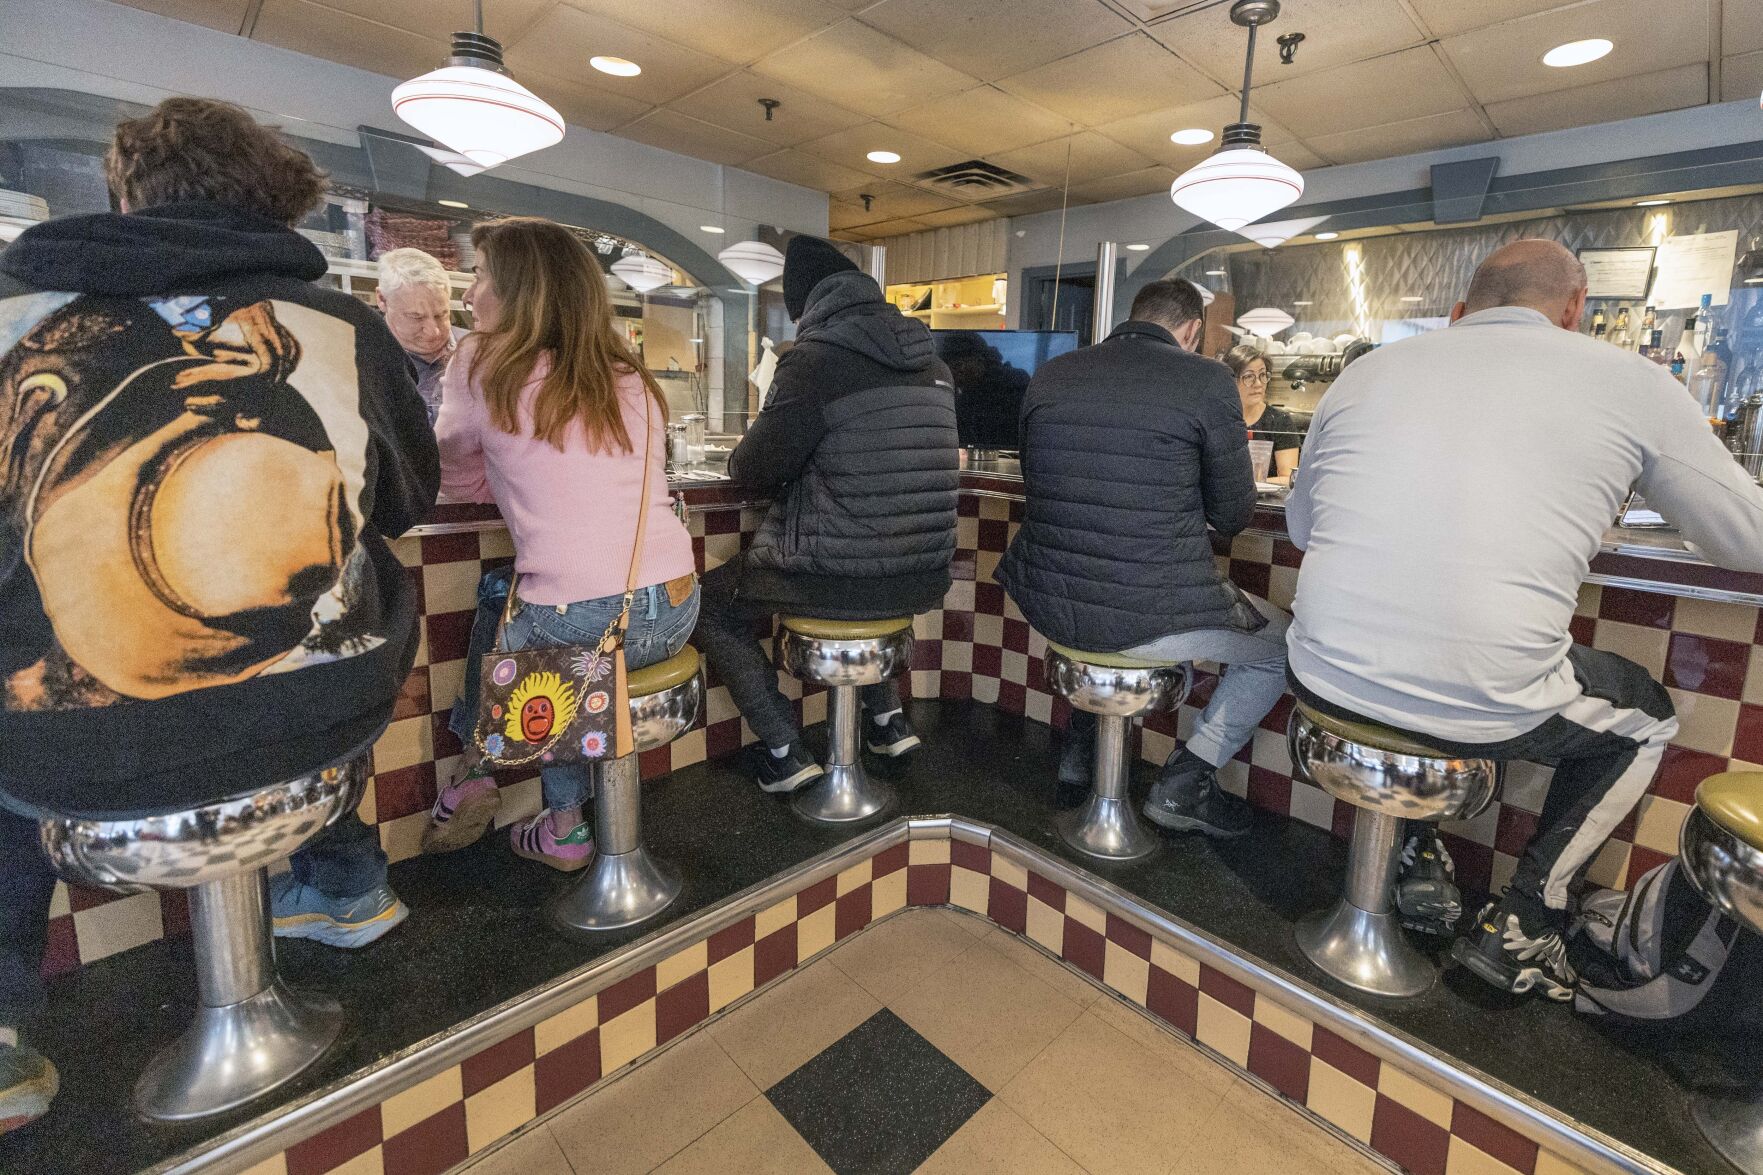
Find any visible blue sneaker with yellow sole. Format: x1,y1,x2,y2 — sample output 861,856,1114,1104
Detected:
270,875,409,949
0,1039,58,1136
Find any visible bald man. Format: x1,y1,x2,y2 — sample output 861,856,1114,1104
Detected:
1286,239,1763,1002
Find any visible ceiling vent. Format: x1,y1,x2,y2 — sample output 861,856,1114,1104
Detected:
912,160,1040,203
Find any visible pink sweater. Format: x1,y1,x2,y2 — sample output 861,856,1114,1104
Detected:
435,339,695,606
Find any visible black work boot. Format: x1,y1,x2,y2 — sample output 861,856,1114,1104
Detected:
1396,826,1463,937
1055,713,1096,808
1451,892,1577,1002
1142,753,1252,839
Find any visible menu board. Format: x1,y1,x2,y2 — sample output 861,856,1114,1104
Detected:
1578,247,1655,299
1652,231,1740,309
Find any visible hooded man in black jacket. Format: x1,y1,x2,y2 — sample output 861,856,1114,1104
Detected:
694,236,958,793
0,99,438,1134
997,279,1289,839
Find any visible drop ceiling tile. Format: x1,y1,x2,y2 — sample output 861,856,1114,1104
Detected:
831,181,964,220
1406,0,1582,38
914,204,1002,228
1065,165,1179,204
1485,62,1709,137
890,86,1075,158
1149,0,1427,86
1096,96,1294,166
996,33,1225,124
802,122,968,179
1254,45,1469,139
989,131,1153,186
979,188,1084,216
1729,2,1763,55
252,0,445,80
559,0,846,65
506,5,739,106
306,0,553,43
1439,0,1711,105
752,19,979,117
114,0,250,32
864,218,933,239
1723,52,1763,103
742,149,875,192
1265,140,1329,172
1304,108,1491,165
857,0,1133,82
667,72,868,147
515,70,656,132
615,109,775,165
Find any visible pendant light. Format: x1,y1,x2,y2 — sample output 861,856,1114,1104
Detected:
1170,0,1304,232
1236,215,1328,248
391,1,564,172
1238,307,1295,338
611,251,672,293
718,239,786,286
415,145,488,178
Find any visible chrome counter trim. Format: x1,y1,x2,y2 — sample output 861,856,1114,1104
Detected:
163,816,1671,1175
1584,573,1763,609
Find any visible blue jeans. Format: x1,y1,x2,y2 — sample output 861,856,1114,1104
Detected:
450,568,700,811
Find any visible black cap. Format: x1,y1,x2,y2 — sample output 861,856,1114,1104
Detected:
783,234,859,321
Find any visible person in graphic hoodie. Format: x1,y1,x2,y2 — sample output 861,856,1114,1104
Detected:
0,98,439,1135
692,236,959,793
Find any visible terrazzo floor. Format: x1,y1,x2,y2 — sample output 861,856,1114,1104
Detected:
458,906,1389,1175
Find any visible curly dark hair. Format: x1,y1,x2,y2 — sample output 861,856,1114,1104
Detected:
106,98,326,227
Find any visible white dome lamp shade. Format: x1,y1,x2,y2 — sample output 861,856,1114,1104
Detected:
1238,307,1295,338
391,6,564,173
1169,1,1305,233
718,240,786,286
414,144,488,178
611,252,673,294
1236,214,1329,248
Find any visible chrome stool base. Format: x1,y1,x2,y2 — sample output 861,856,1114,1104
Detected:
1057,794,1157,861
794,760,894,823
137,978,342,1121
1296,901,1431,999
553,848,682,932
1694,1090,1763,1174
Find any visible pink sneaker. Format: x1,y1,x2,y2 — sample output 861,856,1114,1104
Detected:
421,770,501,854
510,811,596,873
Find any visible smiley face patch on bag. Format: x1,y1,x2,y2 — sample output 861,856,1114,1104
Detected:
502,670,580,748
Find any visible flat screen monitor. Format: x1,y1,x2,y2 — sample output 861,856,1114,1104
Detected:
933,329,1080,449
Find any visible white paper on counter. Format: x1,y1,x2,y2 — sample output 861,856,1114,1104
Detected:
1652,231,1739,309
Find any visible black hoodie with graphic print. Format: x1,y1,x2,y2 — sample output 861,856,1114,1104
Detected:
0,202,439,817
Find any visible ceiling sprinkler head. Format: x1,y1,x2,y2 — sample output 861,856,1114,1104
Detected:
758,98,780,121
860,193,875,212
1277,32,1305,64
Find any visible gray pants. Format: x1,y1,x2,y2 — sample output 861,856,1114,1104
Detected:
1124,593,1291,768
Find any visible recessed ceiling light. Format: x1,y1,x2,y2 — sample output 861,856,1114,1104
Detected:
700,225,726,233
1635,199,1671,207
1125,243,1151,251
1314,231,1339,240
688,337,705,343
1205,269,1227,276
1293,300,1312,306
1543,38,1613,68
437,199,469,209
1171,127,1214,146
1747,277,1763,285
590,55,642,77
1401,296,1424,302
867,150,902,164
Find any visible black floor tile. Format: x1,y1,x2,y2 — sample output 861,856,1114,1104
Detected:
765,1009,990,1175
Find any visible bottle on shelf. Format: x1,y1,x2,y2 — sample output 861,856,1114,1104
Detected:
1688,328,1728,425
1692,293,1715,355
1591,306,1607,339
1674,308,1701,378
1647,327,1666,363
1612,306,1632,349
1639,305,1657,352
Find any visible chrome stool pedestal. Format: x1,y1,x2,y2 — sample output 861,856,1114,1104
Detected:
1288,704,1498,998
553,648,703,932
39,753,369,1121
1680,776,1763,1174
1045,644,1189,862
778,618,914,824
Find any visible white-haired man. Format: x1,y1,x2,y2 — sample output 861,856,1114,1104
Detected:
377,247,461,425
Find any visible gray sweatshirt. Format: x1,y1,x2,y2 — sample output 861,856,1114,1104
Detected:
1286,306,1763,742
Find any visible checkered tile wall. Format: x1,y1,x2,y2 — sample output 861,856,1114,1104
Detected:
220,830,1601,1175
47,485,1758,985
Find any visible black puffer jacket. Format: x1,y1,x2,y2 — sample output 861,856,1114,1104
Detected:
996,320,1259,652
730,271,958,618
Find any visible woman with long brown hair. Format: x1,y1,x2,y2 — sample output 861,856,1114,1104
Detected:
428,217,697,871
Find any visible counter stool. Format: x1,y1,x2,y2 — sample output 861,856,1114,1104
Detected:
553,646,703,932
1044,642,1191,862
1288,702,1499,997
36,752,370,1121
777,617,914,824
1681,771,1763,1174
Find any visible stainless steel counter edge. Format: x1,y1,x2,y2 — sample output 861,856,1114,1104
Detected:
159,816,1669,1175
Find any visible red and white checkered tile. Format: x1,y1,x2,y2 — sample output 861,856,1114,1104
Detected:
223,829,1604,1175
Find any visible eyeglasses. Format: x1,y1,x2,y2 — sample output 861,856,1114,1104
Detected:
1239,371,1271,385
